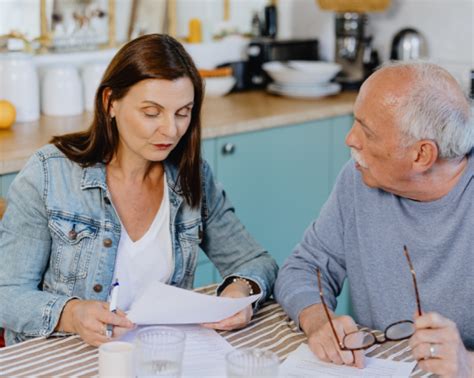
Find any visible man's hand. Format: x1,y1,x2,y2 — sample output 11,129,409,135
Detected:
300,303,365,369
201,281,253,331
409,312,473,377
56,299,135,347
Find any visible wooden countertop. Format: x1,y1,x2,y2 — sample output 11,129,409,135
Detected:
0,90,357,175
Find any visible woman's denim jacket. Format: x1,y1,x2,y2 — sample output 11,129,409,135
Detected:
0,144,278,345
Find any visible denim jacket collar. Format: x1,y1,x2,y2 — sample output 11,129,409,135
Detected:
80,164,108,191
80,161,183,202
79,161,185,236
164,162,184,209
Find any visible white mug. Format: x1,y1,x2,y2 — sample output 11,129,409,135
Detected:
0,52,40,122
81,61,107,112
41,64,83,116
98,341,135,378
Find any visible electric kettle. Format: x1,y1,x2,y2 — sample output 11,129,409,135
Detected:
390,28,428,61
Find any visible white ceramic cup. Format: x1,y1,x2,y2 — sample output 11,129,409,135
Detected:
0,52,40,122
98,341,135,378
41,64,83,116
81,61,107,112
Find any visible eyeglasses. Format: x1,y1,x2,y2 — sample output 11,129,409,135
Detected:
317,245,422,351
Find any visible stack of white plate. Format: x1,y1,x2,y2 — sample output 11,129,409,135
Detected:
262,61,342,99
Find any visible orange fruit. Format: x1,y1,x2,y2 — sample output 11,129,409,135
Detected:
0,100,16,129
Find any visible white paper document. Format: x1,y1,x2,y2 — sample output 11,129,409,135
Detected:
126,280,261,324
280,344,416,378
121,325,234,377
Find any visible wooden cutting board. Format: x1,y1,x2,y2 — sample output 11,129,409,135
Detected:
317,0,390,12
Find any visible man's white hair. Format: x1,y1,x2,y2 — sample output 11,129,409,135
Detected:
379,61,473,159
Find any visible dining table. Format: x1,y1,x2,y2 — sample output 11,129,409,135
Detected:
0,284,431,377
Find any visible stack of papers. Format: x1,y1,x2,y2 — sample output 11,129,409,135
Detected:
126,281,261,324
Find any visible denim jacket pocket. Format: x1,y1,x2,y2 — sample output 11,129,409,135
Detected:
49,214,98,283
176,220,203,275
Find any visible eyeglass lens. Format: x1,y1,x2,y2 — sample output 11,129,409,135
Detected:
385,320,415,340
344,331,376,349
343,320,415,350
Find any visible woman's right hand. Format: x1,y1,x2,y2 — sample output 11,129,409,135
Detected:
57,299,135,346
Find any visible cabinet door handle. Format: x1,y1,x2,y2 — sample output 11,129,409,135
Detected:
221,143,235,155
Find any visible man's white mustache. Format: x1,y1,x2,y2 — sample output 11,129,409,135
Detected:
351,149,368,168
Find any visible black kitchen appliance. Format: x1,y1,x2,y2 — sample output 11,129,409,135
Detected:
334,12,378,89
470,69,474,99
217,61,253,92
246,38,319,88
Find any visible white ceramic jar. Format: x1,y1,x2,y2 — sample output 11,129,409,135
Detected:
81,61,108,112
41,65,84,116
0,52,40,122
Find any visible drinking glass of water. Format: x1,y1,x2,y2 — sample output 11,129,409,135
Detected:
226,348,279,378
135,326,186,378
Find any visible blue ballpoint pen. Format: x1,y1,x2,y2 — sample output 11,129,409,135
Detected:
106,279,120,338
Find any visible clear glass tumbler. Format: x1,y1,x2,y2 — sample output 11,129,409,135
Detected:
135,326,186,378
226,348,279,378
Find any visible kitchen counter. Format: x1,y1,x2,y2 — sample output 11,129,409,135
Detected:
0,90,357,175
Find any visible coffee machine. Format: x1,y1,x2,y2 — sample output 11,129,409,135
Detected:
334,12,378,89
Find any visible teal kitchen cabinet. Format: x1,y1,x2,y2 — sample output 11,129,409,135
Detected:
213,116,353,314
330,115,352,187
215,118,334,267
193,253,219,288
0,172,17,198
194,118,335,287
201,138,216,172
194,139,219,287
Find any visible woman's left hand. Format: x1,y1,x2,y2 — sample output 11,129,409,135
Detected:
409,311,473,377
200,282,253,331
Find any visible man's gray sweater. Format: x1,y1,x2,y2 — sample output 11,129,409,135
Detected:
275,150,474,349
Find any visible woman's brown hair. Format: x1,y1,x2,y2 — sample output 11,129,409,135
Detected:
51,34,203,207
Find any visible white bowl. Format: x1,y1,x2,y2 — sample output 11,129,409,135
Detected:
267,82,341,99
262,61,341,85
204,76,236,97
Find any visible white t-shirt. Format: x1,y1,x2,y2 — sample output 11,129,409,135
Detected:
112,174,173,311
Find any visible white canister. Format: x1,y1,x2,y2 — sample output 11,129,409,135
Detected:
81,61,108,112
41,65,84,116
99,341,135,378
0,52,40,122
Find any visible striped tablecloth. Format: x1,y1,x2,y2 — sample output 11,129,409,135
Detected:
0,285,430,377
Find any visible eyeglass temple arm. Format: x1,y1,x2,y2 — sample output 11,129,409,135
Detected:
317,268,344,349
403,245,422,317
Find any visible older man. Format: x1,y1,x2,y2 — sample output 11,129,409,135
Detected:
275,61,473,377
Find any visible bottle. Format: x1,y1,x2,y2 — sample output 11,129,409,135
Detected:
251,11,262,38
188,18,202,44
263,4,277,39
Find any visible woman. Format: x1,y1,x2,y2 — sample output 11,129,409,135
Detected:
0,34,278,346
